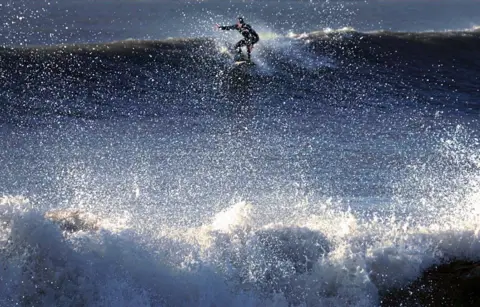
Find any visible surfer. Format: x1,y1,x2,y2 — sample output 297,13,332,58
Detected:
216,17,259,61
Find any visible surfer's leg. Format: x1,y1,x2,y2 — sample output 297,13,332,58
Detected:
246,36,257,60
247,44,253,60
234,39,247,55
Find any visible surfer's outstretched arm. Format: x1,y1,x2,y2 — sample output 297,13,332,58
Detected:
217,24,237,31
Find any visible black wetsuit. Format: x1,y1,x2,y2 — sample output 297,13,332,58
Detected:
219,23,259,60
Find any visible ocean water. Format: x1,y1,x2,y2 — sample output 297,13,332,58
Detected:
0,0,479,306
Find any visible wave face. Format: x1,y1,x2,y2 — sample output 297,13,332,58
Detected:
1,29,479,123
1,25,480,307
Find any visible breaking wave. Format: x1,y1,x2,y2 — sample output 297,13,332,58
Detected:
0,130,479,306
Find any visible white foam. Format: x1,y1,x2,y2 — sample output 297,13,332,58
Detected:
0,128,478,306
1,187,479,306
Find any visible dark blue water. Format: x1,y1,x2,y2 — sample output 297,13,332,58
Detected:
0,1,479,306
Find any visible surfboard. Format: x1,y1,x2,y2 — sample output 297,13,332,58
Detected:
219,47,255,66
219,46,255,65
234,60,255,66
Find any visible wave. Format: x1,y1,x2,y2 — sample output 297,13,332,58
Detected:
1,27,479,66
0,27,478,124
1,186,479,306
290,26,480,69
1,27,478,91
1,27,478,85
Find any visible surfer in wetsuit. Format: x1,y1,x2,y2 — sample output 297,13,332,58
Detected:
216,17,259,61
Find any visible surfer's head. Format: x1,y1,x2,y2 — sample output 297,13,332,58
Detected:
237,16,245,26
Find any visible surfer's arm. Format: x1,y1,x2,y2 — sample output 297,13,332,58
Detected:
218,25,237,30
